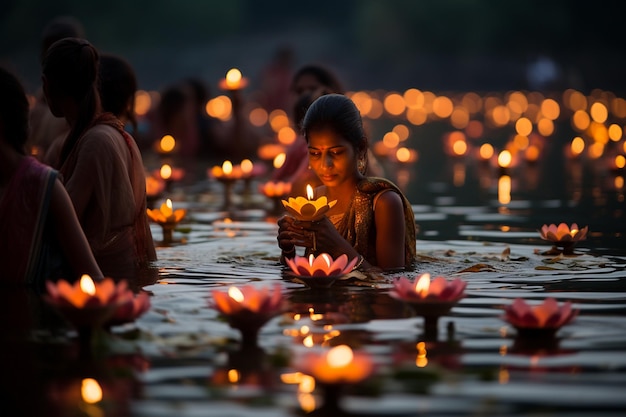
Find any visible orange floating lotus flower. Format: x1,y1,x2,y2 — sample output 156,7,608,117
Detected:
282,184,336,221
296,344,374,385
503,298,578,333
210,284,285,344
44,275,128,328
539,223,588,244
146,199,186,224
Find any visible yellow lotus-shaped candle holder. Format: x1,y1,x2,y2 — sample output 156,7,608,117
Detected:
210,283,285,344
503,297,578,338
146,199,186,224
44,275,129,329
539,223,588,254
285,253,358,288
146,199,187,243
281,195,336,221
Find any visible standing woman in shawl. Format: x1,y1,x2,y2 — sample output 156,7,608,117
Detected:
42,38,156,279
0,66,103,285
277,94,416,272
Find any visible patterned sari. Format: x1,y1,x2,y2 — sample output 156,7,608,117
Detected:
0,157,61,284
334,177,417,269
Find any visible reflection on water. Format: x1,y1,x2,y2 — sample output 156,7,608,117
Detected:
4,87,626,416
5,188,624,416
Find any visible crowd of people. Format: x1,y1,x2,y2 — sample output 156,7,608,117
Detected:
1,15,418,289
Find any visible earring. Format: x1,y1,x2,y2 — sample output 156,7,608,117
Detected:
358,159,365,174
308,165,312,170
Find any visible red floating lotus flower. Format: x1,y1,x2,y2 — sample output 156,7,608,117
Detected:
210,283,285,344
539,223,588,254
503,298,578,335
44,275,128,328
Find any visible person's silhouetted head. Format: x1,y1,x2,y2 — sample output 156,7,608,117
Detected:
40,16,85,63
0,67,29,154
291,64,345,97
99,53,138,131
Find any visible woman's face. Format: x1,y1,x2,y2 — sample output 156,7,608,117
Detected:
307,128,360,189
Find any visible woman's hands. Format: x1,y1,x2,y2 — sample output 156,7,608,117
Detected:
277,215,358,261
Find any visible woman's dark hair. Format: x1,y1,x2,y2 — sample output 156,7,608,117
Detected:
99,53,137,133
291,64,345,95
42,37,101,165
302,94,368,163
0,66,30,154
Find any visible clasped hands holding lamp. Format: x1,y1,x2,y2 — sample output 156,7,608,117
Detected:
279,184,363,271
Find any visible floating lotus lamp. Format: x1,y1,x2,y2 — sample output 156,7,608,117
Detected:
259,181,292,215
210,283,284,345
44,275,127,331
106,286,151,328
390,274,467,338
146,199,187,243
503,297,578,338
285,253,358,289
145,174,165,208
539,222,588,255
282,184,336,221
295,344,374,410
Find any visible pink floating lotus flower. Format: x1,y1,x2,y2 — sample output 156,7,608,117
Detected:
503,298,578,332
44,275,128,328
106,286,151,327
285,253,358,277
390,274,467,303
539,223,588,253
210,283,285,344
389,274,467,323
282,184,336,221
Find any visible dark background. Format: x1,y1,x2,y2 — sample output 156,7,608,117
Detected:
1,0,624,95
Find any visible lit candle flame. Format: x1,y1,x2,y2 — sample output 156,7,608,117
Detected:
414,273,430,297
498,150,512,168
160,164,172,180
273,153,286,169
306,184,314,200
166,199,173,210
228,286,244,302
81,378,103,404
80,274,96,296
222,160,233,175
326,345,353,368
225,68,242,89
321,253,331,267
